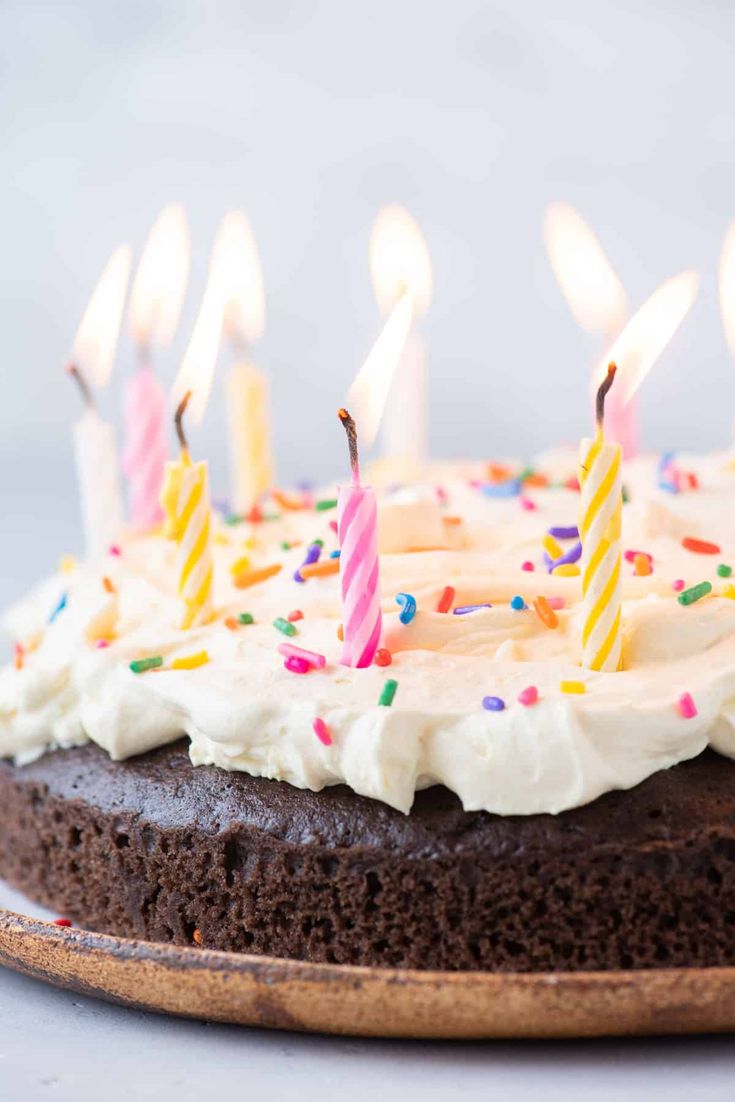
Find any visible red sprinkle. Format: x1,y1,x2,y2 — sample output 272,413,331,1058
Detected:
374,648,393,667
246,503,264,523
435,586,455,613
564,476,580,492
329,520,338,533
53,917,72,927
313,717,333,746
682,537,720,555
518,686,539,707
677,692,697,719
287,609,304,622
521,561,535,572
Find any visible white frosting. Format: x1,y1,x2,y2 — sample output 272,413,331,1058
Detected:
4,451,735,816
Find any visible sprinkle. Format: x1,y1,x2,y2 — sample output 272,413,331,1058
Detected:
102,575,115,593
284,656,310,674
53,917,72,928
234,563,282,589
677,692,698,719
518,466,535,482
272,489,306,511
280,541,292,551
49,593,68,623
378,679,398,707
13,643,24,670
677,581,712,606
718,564,732,578
453,603,492,615
300,559,340,580
229,554,251,577
315,498,338,512
171,651,209,670
224,513,244,526
633,553,652,577
533,596,558,629
224,616,239,630
287,609,304,622
524,473,550,489
329,549,341,559
510,595,526,610
312,539,325,547
313,717,332,746
374,648,392,667
337,623,344,640
547,596,565,610
95,639,110,649
435,484,448,504
329,520,338,533
519,496,537,511
108,544,122,557
561,680,586,694
548,525,579,540
59,554,77,574
130,656,163,674
682,537,721,555
552,563,580,577
396,592,417,624
672,579,685,592
238,612,255,625
549,540,582,571
518,686,539,707
294,542,322,582
273,617,297,637
435,586,455,613
542,534,563,560
487,462,512,482
193,928,203,945
564,476,581,492
278,643,326,669
521,561,535,572
723,584,735,600
482,695,505,712
482,478,521,499
624,549,652,564
246,503,264,523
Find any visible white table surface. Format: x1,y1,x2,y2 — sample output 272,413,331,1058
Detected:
1,883,734,1101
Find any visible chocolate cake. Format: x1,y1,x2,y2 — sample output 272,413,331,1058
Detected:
2,740,735,972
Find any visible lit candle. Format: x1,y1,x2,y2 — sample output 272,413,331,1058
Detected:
718,221,735,444
66,245,131,558
207,212,273,514
579,365,623,672
125,203,190,528
369,204,432,472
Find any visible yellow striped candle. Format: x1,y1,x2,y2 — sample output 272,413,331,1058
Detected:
160,393,214,630
226,361,274,513
578,364,623,672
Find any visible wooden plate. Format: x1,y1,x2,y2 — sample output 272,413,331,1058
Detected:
1,907,735,1038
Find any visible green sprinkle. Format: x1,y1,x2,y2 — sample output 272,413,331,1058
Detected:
622,484,630,504
238,612,255,625
315,499,338,512
518,466,535,482
718,564,732,578
130,656,163,674
312,538,324,547
378,679,398,707
273,617,297,637
280,541,292,551
224,513,244,526
678,581,712,606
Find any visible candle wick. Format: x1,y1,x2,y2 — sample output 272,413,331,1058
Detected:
596,362,617,432
338,407,360,485
175,390,192,455
66,363,95,411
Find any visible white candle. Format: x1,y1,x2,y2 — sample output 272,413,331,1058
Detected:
379,326,426,466
73,402,124,558
226,359,274,513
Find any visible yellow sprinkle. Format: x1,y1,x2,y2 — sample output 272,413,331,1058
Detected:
243,538,257,550
722,584,735,600
552,563,581,577
214,533,231,546
229,554,251,577
542,534,563,560
171,651,210,670
561,680,586,694
59,554,77,574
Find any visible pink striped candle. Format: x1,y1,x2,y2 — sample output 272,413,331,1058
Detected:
123,366,168,528
337,409,382,668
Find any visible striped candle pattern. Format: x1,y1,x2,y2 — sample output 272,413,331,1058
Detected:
123,368,168,528
578,433,622,671
338,482,382,667
161,457,214,630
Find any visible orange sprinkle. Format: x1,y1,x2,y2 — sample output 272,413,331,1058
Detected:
523,472,549,488
442,515,463,527
682,536,720,555
337,623,344,641
13,642,24,670
272,489,305,511
234,563,282,589
633,552,652,576
224,616,239,631
533,595,558,630
102,576,116,593
246,503,264,524
193,928,203,946
487,462,511,482
435,585,455,613
288,609,304,622
299,559,340,580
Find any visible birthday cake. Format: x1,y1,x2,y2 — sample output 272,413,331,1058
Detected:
4,443,735,972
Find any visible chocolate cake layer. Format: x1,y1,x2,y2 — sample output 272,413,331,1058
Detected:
2,742,735,971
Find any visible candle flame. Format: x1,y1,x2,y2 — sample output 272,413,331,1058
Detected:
207,211,266,347
346,292,413,448
72,244,132,389
594,270,699,406
544,202,628,335
128,203,190,351
369,204,432,317
719,221,735,360
171,285,224,426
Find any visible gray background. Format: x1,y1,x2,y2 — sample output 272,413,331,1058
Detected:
2,2,735,1093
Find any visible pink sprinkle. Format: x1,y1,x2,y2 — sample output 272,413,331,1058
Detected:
624,549,652,564
284,656,310,674
518,686,539,707
677,692,697,719
313,717,333,746
547,596,565,610
108,544,121,557
435,485,448,503
287,609,304,622
95,639,110,649
672,579,685,592
329,520,338,533
521,561,535,572
278,643,326,669
520,496,537,511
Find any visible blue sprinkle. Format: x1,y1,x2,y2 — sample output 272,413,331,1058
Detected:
481,478,521,499
510,595,526,610
453,603,492,615
395,592,417,625
548,525,579,540
49,592,68,623
329,549,341,559
482,695,506,712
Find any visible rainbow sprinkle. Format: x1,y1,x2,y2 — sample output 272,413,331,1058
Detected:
672,579,685,592
453,603,492,615
435,585,455,613
682,536,720,555
521,561,535,572
284,656,309,674
238,612,255,625
171,651,209,670
315,498,338,512
278,643,326,669
49,593,67,623
510,595,526,610
548,525,579,540
295,542,321,582
374,648,392,666
677,692,697,719
717,564,732,578
560,680,586,694
396,593,417,624
273,617,297,637
482,695,505,711
678,581,712,606
313,717,332,746
378,679,398,707
533,595,558,630
518,686,539,706
130,656,163,674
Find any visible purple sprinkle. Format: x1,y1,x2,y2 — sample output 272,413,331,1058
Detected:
482,695,506,712
548,525,579,540
453,603,493,615
547,540,582,573
294,542,321,583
